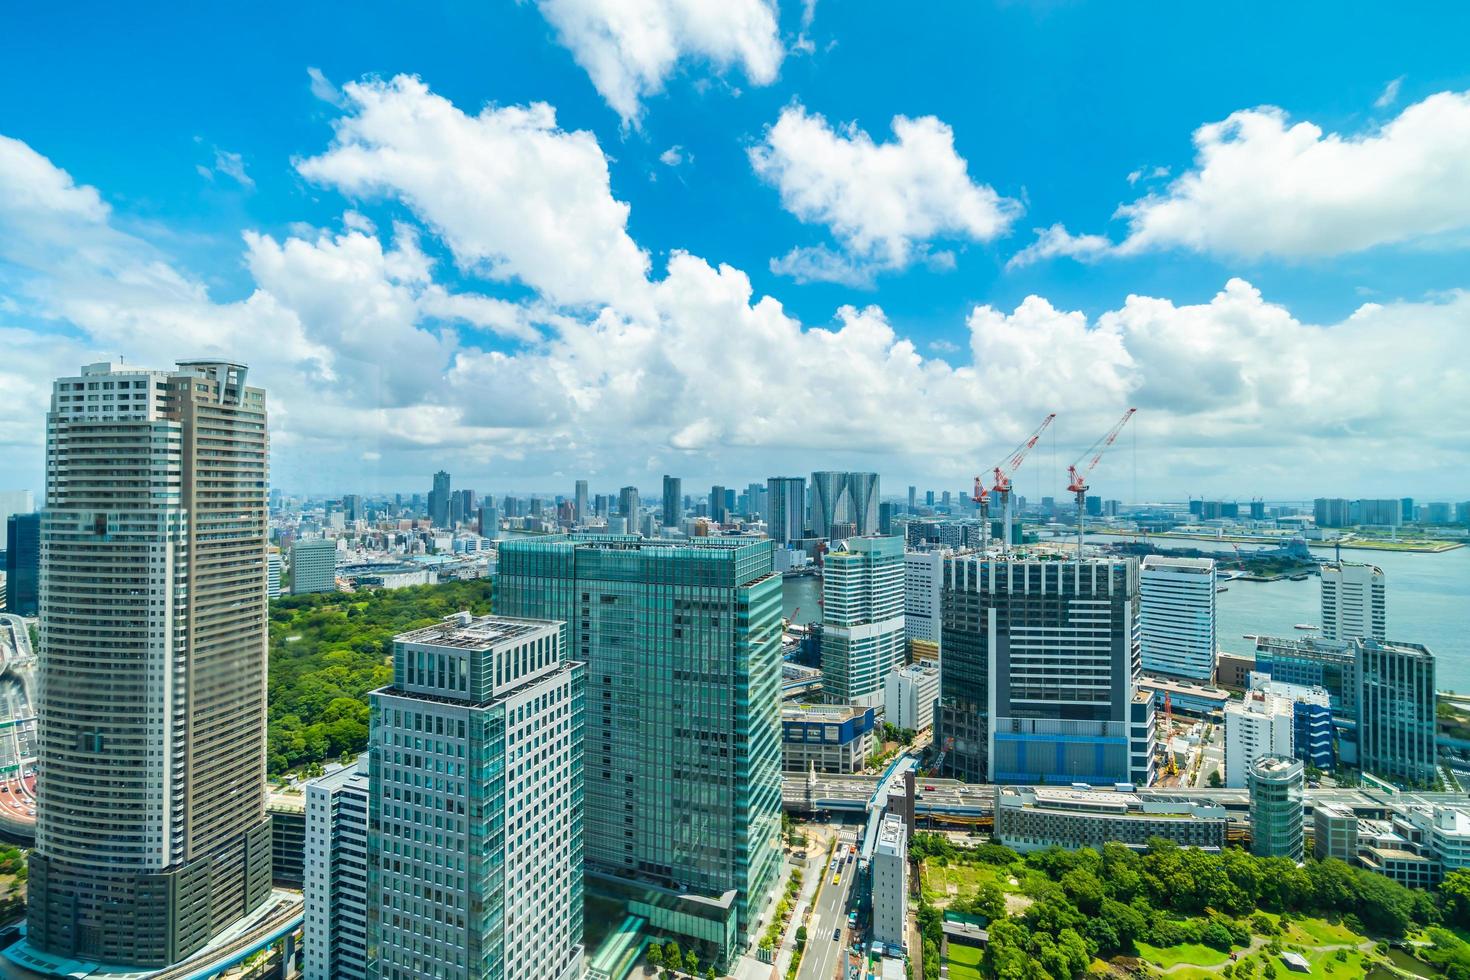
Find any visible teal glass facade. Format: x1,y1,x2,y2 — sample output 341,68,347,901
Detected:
496,535,783,964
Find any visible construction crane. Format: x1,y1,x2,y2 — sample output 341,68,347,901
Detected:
1067,408,1137,563
973,413,1056,556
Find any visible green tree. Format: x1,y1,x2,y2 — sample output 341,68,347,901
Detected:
665,942,682,973
1443,869,1470,927
684,950,699,974
648,945,664,971
974,882,1007,921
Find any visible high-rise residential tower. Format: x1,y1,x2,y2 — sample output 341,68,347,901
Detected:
1321,562,1386,642
846,472,881,536
305,759,371,980
661,475,682,529
1139,555,1216,681
368,614,586,980
495,535,783,965
809,471,849,540
28,361,272,967
937,557,1157,787
618,485,640,528
903,547,946,653
766,477,806,544
429,470,452,528
821,535,906,707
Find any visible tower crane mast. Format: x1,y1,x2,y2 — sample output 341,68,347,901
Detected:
1067,408,1136,562
973,413,1056,556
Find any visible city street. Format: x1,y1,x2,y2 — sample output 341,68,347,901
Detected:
797,841,857,980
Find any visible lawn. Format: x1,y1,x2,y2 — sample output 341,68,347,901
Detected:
945,942,984,980
1136,941,1232,969
919,861,1014,906
1285,916,1367,947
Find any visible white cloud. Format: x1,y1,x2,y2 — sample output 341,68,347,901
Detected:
751,104,1021,283
1125,165,1168,185
658,145,687,167
1030,90,1470,266
2,76,1467,496
531,0,783,126
202,146,254,188
296,75,652,314
1374,75,1404,109
307,66,347,108
1007,224,1116,269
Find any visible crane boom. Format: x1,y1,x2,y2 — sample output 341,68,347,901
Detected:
974,413,1056,556
1068,408,1136,563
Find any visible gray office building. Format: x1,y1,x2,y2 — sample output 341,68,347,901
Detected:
810,471,848,539
937,557,1157,787
292,538,339,595
369,614,585,980
27,361,272,967
305,760,370,980
575,479,589,524
1357,638,1436,785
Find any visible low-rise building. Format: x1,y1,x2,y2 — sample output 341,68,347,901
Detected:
780,703,876,774
883,662,941,732
1139,676,1231,718
1215,650,1256,691
268,795,306,889
994,786,1227,853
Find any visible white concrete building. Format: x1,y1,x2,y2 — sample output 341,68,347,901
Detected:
903,548,946,652
370,614,585,980
1320,562,1386,642
1139,555,1216,681
883,662,941,732
267,549,283,599
1224,690,1294,788
870,813,908,948
305,759,371,980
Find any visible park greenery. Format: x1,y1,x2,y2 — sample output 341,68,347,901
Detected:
914,832,1466,980
266,579,493,775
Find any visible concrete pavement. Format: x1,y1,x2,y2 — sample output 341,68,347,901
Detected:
797,840,857,980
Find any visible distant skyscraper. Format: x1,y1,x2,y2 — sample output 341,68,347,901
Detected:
450,490,465,527
4,512,40,616
1139,556,1216,681
496,536,783,965
878,501,895,535
305,759,370,980
661,475,682,528
1313,497,1351,528
342,493,362,523
907,486,916,513
292,538,338,594
478,502,502,540
266,549,283,599
821,535,905,707
458,488,476,524
575,479,589,523
745,481,765,518
28,361,271,967
1321,562,1386,642
709,485,728,523
766,477,806,544
369,614,585,980
846,472,880,535
937,557,1156,787
810,471,849,539
618,485,640,526
429,470,451,527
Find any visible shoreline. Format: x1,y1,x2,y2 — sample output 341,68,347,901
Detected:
1088,528,1464,554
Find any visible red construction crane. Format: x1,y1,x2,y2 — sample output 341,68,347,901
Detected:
1067,408,1136,561
974,413,1056,554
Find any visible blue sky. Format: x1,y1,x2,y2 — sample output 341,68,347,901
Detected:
2,2,1468,500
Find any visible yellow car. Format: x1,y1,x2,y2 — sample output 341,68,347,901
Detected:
832,874,841,886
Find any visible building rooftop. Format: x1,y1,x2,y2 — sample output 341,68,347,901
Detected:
395,612,557,650
1141,555,1216,572
783,703,873,723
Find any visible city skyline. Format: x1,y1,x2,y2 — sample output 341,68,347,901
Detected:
2,6,1469,496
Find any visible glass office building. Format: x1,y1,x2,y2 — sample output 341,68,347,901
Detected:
496,535,783,965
